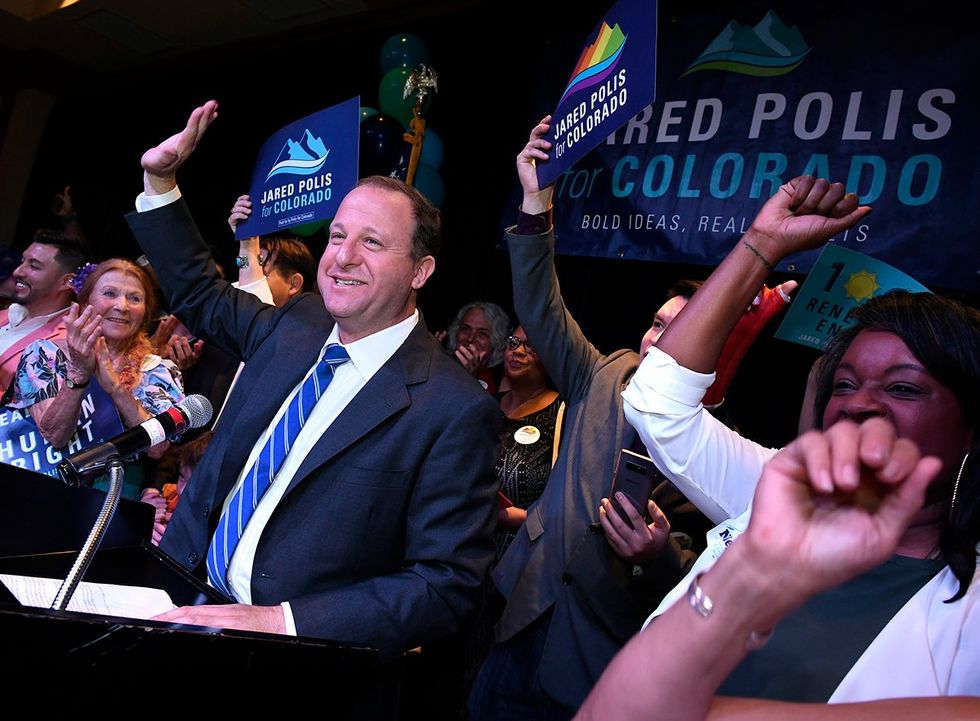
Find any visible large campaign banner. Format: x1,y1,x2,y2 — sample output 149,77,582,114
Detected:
236,96,360,239
546,1,979,290
0,384,124,478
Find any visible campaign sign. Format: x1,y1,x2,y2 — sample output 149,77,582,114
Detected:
775,244,931,352
536,0,658,188
236,96,360,239
0,383,125,478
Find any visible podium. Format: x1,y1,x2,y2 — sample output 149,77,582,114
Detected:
0,464,380,708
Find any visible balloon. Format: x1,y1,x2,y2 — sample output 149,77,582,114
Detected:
413,164,444,209
360,105,379,123
378,66,429,128
359,112,406,177
418,127,444,170
291,220,326,237
379,32,431,75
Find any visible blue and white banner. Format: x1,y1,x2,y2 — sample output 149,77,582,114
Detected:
544,1,979,290
0,384,125,478
536,0,658,188
236,96,360,239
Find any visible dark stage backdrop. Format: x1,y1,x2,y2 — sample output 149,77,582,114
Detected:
8,0,978,449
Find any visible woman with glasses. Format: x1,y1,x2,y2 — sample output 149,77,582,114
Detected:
460,325,564,706
494,326,563,559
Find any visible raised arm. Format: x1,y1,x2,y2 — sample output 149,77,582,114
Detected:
623,177,871,519
575,418,948,721
517,115,555,215
507,117,604,402
140,100,218,196
658,176,870,373
128,102,279,361
227,194,273,297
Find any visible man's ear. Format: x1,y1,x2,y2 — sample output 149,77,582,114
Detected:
287,272,304,298
411,256,435,291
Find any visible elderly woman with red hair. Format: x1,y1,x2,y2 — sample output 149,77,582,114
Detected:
9,258,184,498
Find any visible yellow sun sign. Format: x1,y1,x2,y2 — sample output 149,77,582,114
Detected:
843,270,880,302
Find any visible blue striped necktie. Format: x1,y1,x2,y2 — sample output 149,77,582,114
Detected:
206,343,350,597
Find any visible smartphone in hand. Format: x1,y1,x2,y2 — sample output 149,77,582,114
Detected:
610,448,659,529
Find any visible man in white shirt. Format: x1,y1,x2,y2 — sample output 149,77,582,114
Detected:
128,101,501,669
0,229,88,393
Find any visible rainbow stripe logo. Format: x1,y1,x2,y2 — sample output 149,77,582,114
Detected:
557,21,628,106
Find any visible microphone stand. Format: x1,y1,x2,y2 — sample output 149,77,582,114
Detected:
50,456,126,611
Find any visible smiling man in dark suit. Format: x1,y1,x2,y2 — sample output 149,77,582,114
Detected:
127,101,501,666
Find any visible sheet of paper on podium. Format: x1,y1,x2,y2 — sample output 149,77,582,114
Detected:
0,574,177,620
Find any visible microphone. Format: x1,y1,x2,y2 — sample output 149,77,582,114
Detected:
57,394,213,486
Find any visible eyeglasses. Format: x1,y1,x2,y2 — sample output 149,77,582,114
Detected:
505,336,536,355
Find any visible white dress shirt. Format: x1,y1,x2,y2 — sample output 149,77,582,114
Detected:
0,304,69,355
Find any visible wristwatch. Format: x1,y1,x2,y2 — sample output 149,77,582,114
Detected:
66,376,89,390
235,254,250,269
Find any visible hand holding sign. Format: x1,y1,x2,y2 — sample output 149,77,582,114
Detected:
227,194,253,233
141,100,219,195
517,116,555,215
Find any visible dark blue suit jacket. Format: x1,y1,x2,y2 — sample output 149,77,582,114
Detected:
127,200,501,662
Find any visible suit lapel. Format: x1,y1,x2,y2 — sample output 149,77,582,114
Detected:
284,320,434,496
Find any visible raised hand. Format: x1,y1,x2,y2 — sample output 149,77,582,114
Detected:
454,342,488,374
150,314,179,354
51,186,73,218
517,115,555,214
747,175,871,261
742,417,940,605
140,100,219,194
228,194,253,233
93,336,121,392
65,302,102,381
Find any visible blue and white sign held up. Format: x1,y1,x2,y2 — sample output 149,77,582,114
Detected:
236,96,360,239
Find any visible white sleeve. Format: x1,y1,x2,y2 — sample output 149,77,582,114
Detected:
622,346,777,524
135,186,182,212
232,277,275,305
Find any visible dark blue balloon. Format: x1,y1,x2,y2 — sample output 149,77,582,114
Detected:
359,113,406,178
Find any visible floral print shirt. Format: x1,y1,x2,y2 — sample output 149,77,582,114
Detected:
8,338,184,414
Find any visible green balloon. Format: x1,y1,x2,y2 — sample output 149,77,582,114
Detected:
291,220,326,237
378,66,430,128
360,105,379,123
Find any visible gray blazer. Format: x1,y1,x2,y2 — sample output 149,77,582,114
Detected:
493,227,698,709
